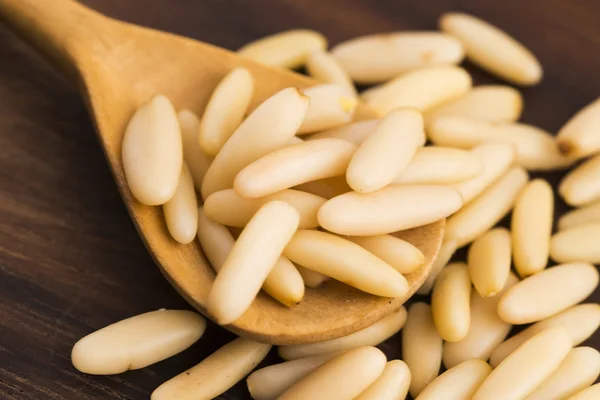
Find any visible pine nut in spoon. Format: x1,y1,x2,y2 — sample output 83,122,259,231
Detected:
0,0,445,344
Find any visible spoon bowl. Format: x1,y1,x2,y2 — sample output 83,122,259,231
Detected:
0,0,444,344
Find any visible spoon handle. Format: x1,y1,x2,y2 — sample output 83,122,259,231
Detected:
0,0,104,77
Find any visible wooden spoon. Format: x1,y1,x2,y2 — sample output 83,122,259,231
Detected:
0,0,444,344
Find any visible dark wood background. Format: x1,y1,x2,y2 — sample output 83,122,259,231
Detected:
0,0,599,399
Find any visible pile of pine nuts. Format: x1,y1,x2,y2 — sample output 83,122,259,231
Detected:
72,12,600,400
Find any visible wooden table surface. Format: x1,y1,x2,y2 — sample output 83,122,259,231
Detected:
1,0,599,399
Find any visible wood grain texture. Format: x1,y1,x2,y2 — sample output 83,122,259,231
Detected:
0,0,598,399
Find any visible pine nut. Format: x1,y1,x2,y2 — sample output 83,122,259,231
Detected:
395,146,482,185
452,143,515,204
201,88,309,198
207,201,300,324
278,307,406,360
497,263,599,324
346,108,425,193
567,383,600,400
361,66,472,115
247,353,339,400
197,206,236,271
467,228,512,297
238,30,327,69
306,50,356,96
278,347,387,400
417,240,458,295
443,273,519,369
427,116,494,148
178,110,212,191
491,304,600,368
71,310,206,375
308,119,378,144
348,235,424,274
199,68,254,156
402,303,443,398
472,328,572,400
234,138,356,198
163,164,198,244
445,166,529,248
558,201,600,230
439,13,542,86
331,32,464,84
319,185,463,236
426,85,523,123
525,346,600,400
298,84,357,134
556,98,600,159
512,179,554,277
122,95,182,205
416,359,492,400
296,265,329,288
204,188,326,229
151,338,271,400
552,223,600,264
432,262,472,342
283,230,409,298
559,154,600,206
355,360,411,400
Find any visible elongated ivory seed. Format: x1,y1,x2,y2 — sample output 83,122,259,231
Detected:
467,228,511,297
446,166,529,248
348,235,424,274
567,383,600,400
151,338,271,400
417,240,458,295
234,139,356,198
331,32,464,84
473,328,572,400
512,179,553,277
432,262,472,342
198,208,304,306
347,108,425,193
294,176,352,199
426,85,523,123
453,143,516,204
558,201,600,230
306,50,356,96
298,84,357,134
416,359,492,400
308,119,379,144
163,164,198,244
279,307,407,360
427,116,495,148
284,230,408,297
361,66,472,115
355,360,411,400
204,189,326,229
439,12,542,86
201,88,309,198
551,224,600,264
395,146,483,185
525,347,600,400
491,304,600,368
246,353,339,400
319,185,462,236
122,95,182,205
497,263,599,325
199,68,254,156
278,347,387,400
207,201,300,324
559,154,600,206
556,98,600,159
403,303,443,398
178,110,212,191
71,310,206,375
296,265,329,287
443,273,519,368
238,29,327,69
